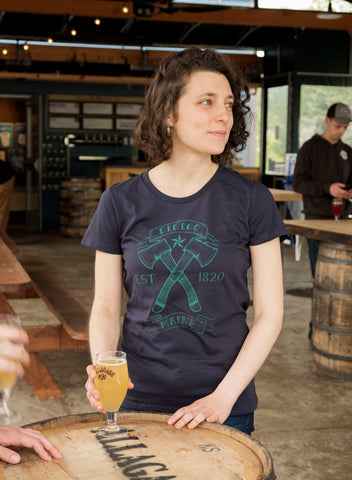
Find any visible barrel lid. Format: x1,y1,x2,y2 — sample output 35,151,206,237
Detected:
0,412,275,480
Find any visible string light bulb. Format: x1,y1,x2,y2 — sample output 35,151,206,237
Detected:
48,37,53,44
23,43,29,51
94,18,101,25
2,48,7,55
122,5,129,13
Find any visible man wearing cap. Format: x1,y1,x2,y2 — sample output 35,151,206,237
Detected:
293,102,352,277
293,102,352,338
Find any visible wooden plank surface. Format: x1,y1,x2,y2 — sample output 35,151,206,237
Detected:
269,189,302,202
25,266,89,341
0,237,32,295
284,219,352,245
0,412,275,480
0,292,14,314
0,228,18,253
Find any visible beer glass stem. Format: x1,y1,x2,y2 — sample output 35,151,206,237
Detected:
0,390,20,424
0,391,11,416
105,411,118,432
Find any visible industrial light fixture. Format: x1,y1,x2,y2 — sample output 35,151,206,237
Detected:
256,49,265,58
94,18,101,25
316,0,342,20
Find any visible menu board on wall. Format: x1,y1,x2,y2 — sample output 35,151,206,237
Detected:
48,116,80,129
48,102,80,114
83,103,113,115
116,118,137,130
116,104,141,116
82,118,114,130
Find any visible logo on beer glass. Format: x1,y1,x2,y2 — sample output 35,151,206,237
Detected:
97,366,116,380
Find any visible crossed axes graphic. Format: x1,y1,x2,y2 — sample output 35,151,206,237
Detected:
138,237,218,313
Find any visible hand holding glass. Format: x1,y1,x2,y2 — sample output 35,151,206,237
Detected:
0,315,25,425
94,350,128,435
332,198,343,223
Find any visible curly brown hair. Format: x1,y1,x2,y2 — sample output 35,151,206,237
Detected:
134,46,251,165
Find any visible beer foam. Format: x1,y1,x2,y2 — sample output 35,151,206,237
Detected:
97,358,126,366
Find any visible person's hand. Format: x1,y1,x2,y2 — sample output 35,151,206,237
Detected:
0,325,29,378
345,188,352,199
0,425,63,464
329,182,351,199
85,364,134,412
85,364,104,412
167,391,233,430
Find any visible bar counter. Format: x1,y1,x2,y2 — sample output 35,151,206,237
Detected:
284,219,352,245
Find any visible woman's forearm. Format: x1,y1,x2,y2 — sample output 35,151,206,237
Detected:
89,303,121,363
214,310,282,407
89,251,124,363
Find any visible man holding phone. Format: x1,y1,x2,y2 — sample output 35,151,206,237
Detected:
293,102,352,279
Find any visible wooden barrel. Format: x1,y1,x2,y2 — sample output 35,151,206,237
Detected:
312,242,352,378
0,412,276,479
59,177,102,238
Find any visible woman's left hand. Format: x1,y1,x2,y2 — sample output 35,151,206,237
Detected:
167,392,233,430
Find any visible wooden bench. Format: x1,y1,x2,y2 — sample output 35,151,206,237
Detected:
0,236,89,399
0,236,32,297
0,228,19,253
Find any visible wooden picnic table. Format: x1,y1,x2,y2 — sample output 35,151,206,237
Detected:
269,188,302,203
0,234,88,399
269,189,302,218
0,236,31,296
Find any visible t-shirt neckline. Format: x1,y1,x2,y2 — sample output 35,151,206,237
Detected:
142,165,224,203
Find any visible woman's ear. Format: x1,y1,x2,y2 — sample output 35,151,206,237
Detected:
167,112,175,127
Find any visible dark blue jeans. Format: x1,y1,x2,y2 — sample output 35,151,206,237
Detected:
120,408,254,436
307,238,320,278
223,412,254,436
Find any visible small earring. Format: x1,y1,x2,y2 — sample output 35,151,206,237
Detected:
167,125,171,136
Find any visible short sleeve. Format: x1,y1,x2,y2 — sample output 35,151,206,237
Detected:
248,182,288,245
81,188,122,254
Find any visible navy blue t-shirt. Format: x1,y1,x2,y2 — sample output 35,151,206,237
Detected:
82,166,287,415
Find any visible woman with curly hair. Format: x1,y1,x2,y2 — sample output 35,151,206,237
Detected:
83,47,287,435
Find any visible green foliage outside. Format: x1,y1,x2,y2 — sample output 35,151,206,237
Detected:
299,85,352,147
265,85,288,172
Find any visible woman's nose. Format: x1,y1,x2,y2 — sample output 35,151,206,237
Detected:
216,105,232,122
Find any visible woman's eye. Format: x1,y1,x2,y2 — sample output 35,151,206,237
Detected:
201,99,211,105
226,102,234,109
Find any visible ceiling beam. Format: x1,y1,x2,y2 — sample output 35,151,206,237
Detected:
0,71,152,84
0,44,258,70
0,1,351,35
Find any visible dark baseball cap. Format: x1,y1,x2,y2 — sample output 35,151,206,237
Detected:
327,103,352,124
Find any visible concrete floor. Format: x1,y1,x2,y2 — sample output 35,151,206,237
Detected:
5,229,352,479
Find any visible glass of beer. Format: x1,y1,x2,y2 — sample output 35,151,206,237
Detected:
332,198,343,223
0,315,23,425
94,350,128,435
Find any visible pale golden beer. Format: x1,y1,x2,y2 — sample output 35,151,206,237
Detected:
95,357,128,412
0,370,17,395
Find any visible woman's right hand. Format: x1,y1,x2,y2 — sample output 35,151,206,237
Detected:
85,364,104,412
85,364,135,411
